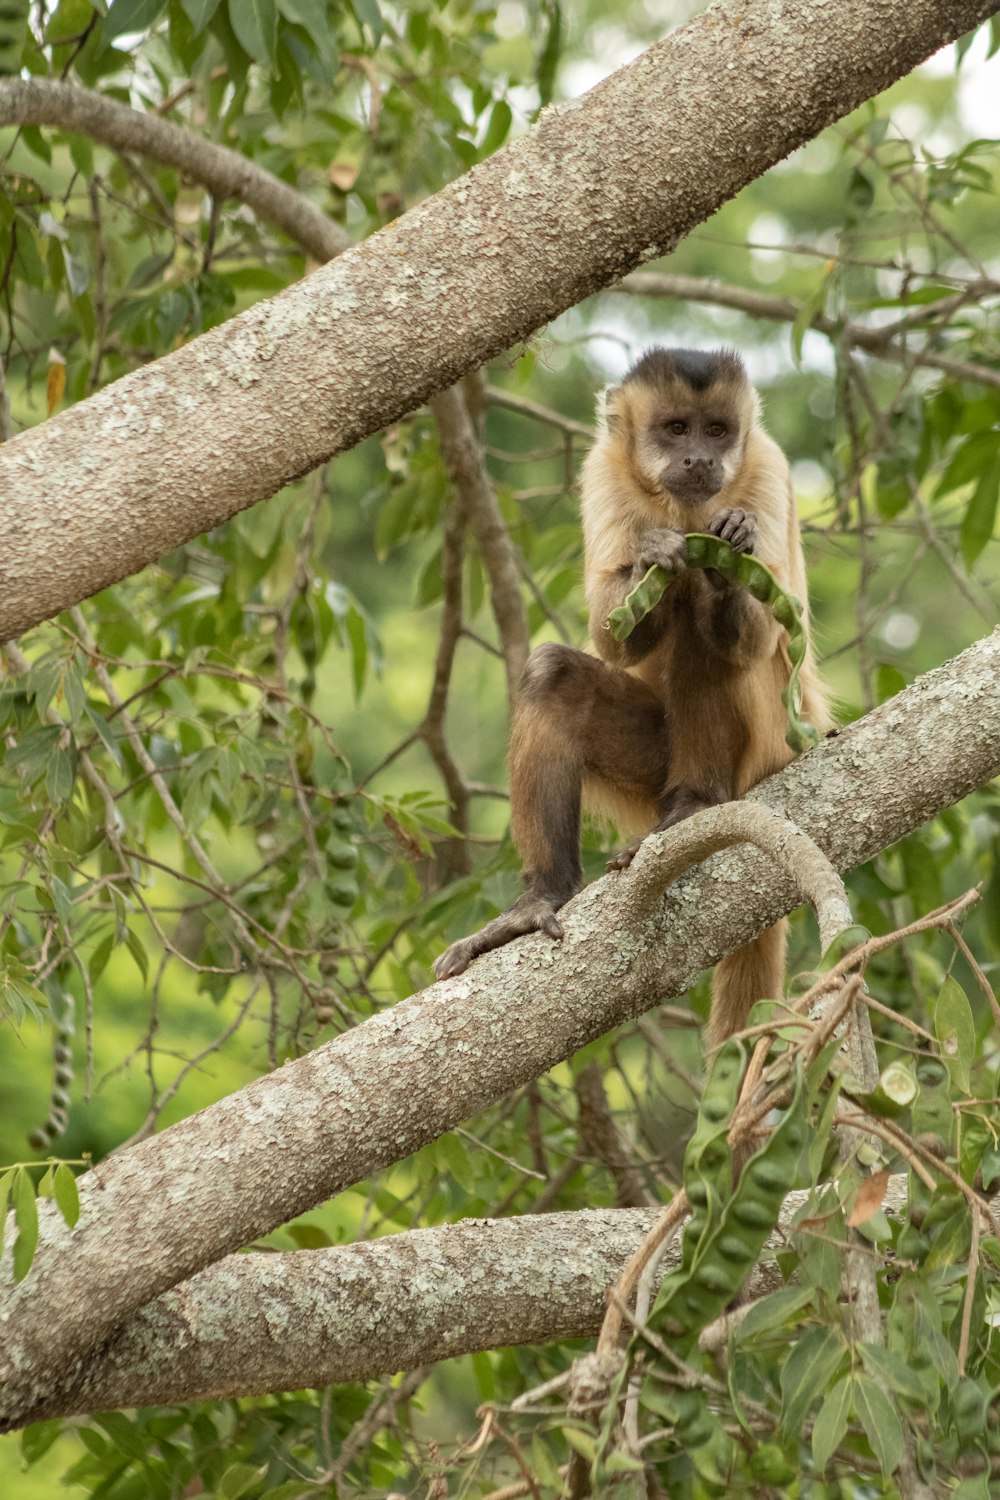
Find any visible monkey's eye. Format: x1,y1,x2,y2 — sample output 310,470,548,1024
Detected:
665,420,687,436
706,422,727,438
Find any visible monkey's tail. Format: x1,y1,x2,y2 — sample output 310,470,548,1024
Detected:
708,919,787,1052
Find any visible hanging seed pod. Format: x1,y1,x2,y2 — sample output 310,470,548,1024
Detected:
28,996,76,1151
653,1062,808,1346
606,533,820,753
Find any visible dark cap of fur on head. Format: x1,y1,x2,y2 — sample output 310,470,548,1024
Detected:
622,347,748,393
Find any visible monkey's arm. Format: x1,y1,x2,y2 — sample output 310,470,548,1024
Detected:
587,526,688,666
687,508,781,668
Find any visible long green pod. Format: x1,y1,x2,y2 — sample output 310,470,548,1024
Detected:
652,1061,808,1348
606,533,820,753
678,1039,745,1272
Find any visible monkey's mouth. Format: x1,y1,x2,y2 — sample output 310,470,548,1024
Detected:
661,469,723,505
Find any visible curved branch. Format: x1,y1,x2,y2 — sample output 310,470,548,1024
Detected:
625,801,854,955
0,77,349,262
615,272,1000,392
20,1171,992,1425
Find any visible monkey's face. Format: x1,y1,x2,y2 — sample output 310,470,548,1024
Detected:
605,349,756,513
628,387,745,509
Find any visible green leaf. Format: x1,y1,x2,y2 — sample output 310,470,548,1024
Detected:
102,0,168,45
182,0,221,31
735,1285,813,1344
436,1132,475,1192
859,1342,928,1405
13,1168,39,1282
536,0,561,107
780,1327,845,1434
0,1169,13,1259
479,98,512,159
933,976,976,1094
218,1463,267,1498
960,459,1000,571
124,925,149,984
937,430,1000,495
875,662,907,703
812,1374,851,1471
53,1164,80,1229
278,0,330,43
853,1372,903,1476
349,0,381,45
228,0,277,62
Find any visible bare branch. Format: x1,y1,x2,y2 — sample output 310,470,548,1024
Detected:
431,384,530,701
615,271,1000,391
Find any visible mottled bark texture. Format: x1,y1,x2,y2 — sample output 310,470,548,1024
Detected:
1,0,994,640
20,1177,989,1422
2,629,999,1428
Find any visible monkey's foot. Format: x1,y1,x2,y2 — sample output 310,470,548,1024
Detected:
606,839,643,872
607,790,719,873
434,895,565,980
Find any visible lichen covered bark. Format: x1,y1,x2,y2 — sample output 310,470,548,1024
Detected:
1,0,994,639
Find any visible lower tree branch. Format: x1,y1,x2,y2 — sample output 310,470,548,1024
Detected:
19,1174,984,1425
2,628,999,1428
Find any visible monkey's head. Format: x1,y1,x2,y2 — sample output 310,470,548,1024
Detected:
603,347,758,510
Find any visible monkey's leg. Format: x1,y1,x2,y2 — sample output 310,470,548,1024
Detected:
434,644,667,980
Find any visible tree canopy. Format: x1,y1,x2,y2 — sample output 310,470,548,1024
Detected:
2,2,1000,1497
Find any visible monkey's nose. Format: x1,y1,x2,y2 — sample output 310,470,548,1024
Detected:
683,456,714,470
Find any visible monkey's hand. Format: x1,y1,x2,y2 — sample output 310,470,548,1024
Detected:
707,508,757,554
434,893,565,980
632,526,687,585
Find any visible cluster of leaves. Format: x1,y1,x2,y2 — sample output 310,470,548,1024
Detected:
465,953,1000,1499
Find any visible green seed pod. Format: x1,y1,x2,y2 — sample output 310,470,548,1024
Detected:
693,1262,735,1295
748,1159,789,1195
730,1197,778,1230
327,838,358,871
607,535,820,750
741,558,777,601
717,1233,755,1262
327,875,358,909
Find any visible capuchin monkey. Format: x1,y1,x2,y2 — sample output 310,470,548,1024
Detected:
435,347,830,1050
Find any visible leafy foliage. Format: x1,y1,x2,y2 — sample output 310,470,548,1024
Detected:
2,0,1000,1495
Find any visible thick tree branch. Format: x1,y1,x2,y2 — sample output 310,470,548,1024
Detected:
0,78,349,262
1,628,999,1428
21,1173,988,1424
2,0,993,640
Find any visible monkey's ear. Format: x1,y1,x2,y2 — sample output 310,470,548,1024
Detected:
597,383,625,435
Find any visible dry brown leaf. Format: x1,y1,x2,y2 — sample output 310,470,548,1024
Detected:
847,1167,891,1227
